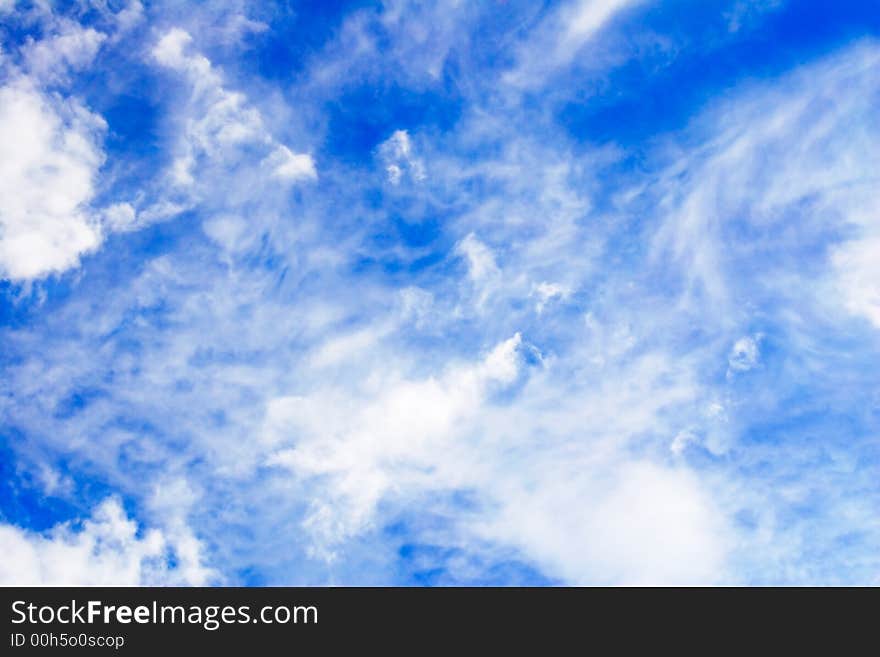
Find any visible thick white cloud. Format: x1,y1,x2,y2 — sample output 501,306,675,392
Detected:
0,81,105,281
266,334,524,554
455,233,502,308
0,7,151,281
0,498,210,585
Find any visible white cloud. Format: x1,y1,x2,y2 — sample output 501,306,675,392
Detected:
563,0,638,53
0,81,105,280
256,325,729,583
832,236,880,328
263,145,318,182
0,10,741,584
102,202,138,232
378,129,425,185
651,43,880,314
670,430,698,455
724,0,783,33
0,8,164,281
146,479,216,586
532,281,571,313
202,213,250,253
455,233,502,309
0,498,209,585
24,22,107,82
456,233,499,282
153,28,207,75
476,461,727,585
306,324,392,370
152,29,315,189
728,335,760,373
266,334,524,553
503,0,642,88
112,1,145,35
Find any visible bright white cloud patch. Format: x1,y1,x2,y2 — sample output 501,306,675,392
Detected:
478,461,727,585
0,81,105,280
0,498,209,585
266,334,524,555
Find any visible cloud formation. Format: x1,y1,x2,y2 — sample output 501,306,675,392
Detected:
0,81,105,280
0,498,210,586
0,1,878,586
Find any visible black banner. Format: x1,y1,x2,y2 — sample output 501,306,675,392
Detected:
0,587,871,653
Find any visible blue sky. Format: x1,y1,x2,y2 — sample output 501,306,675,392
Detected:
0,0,878,585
